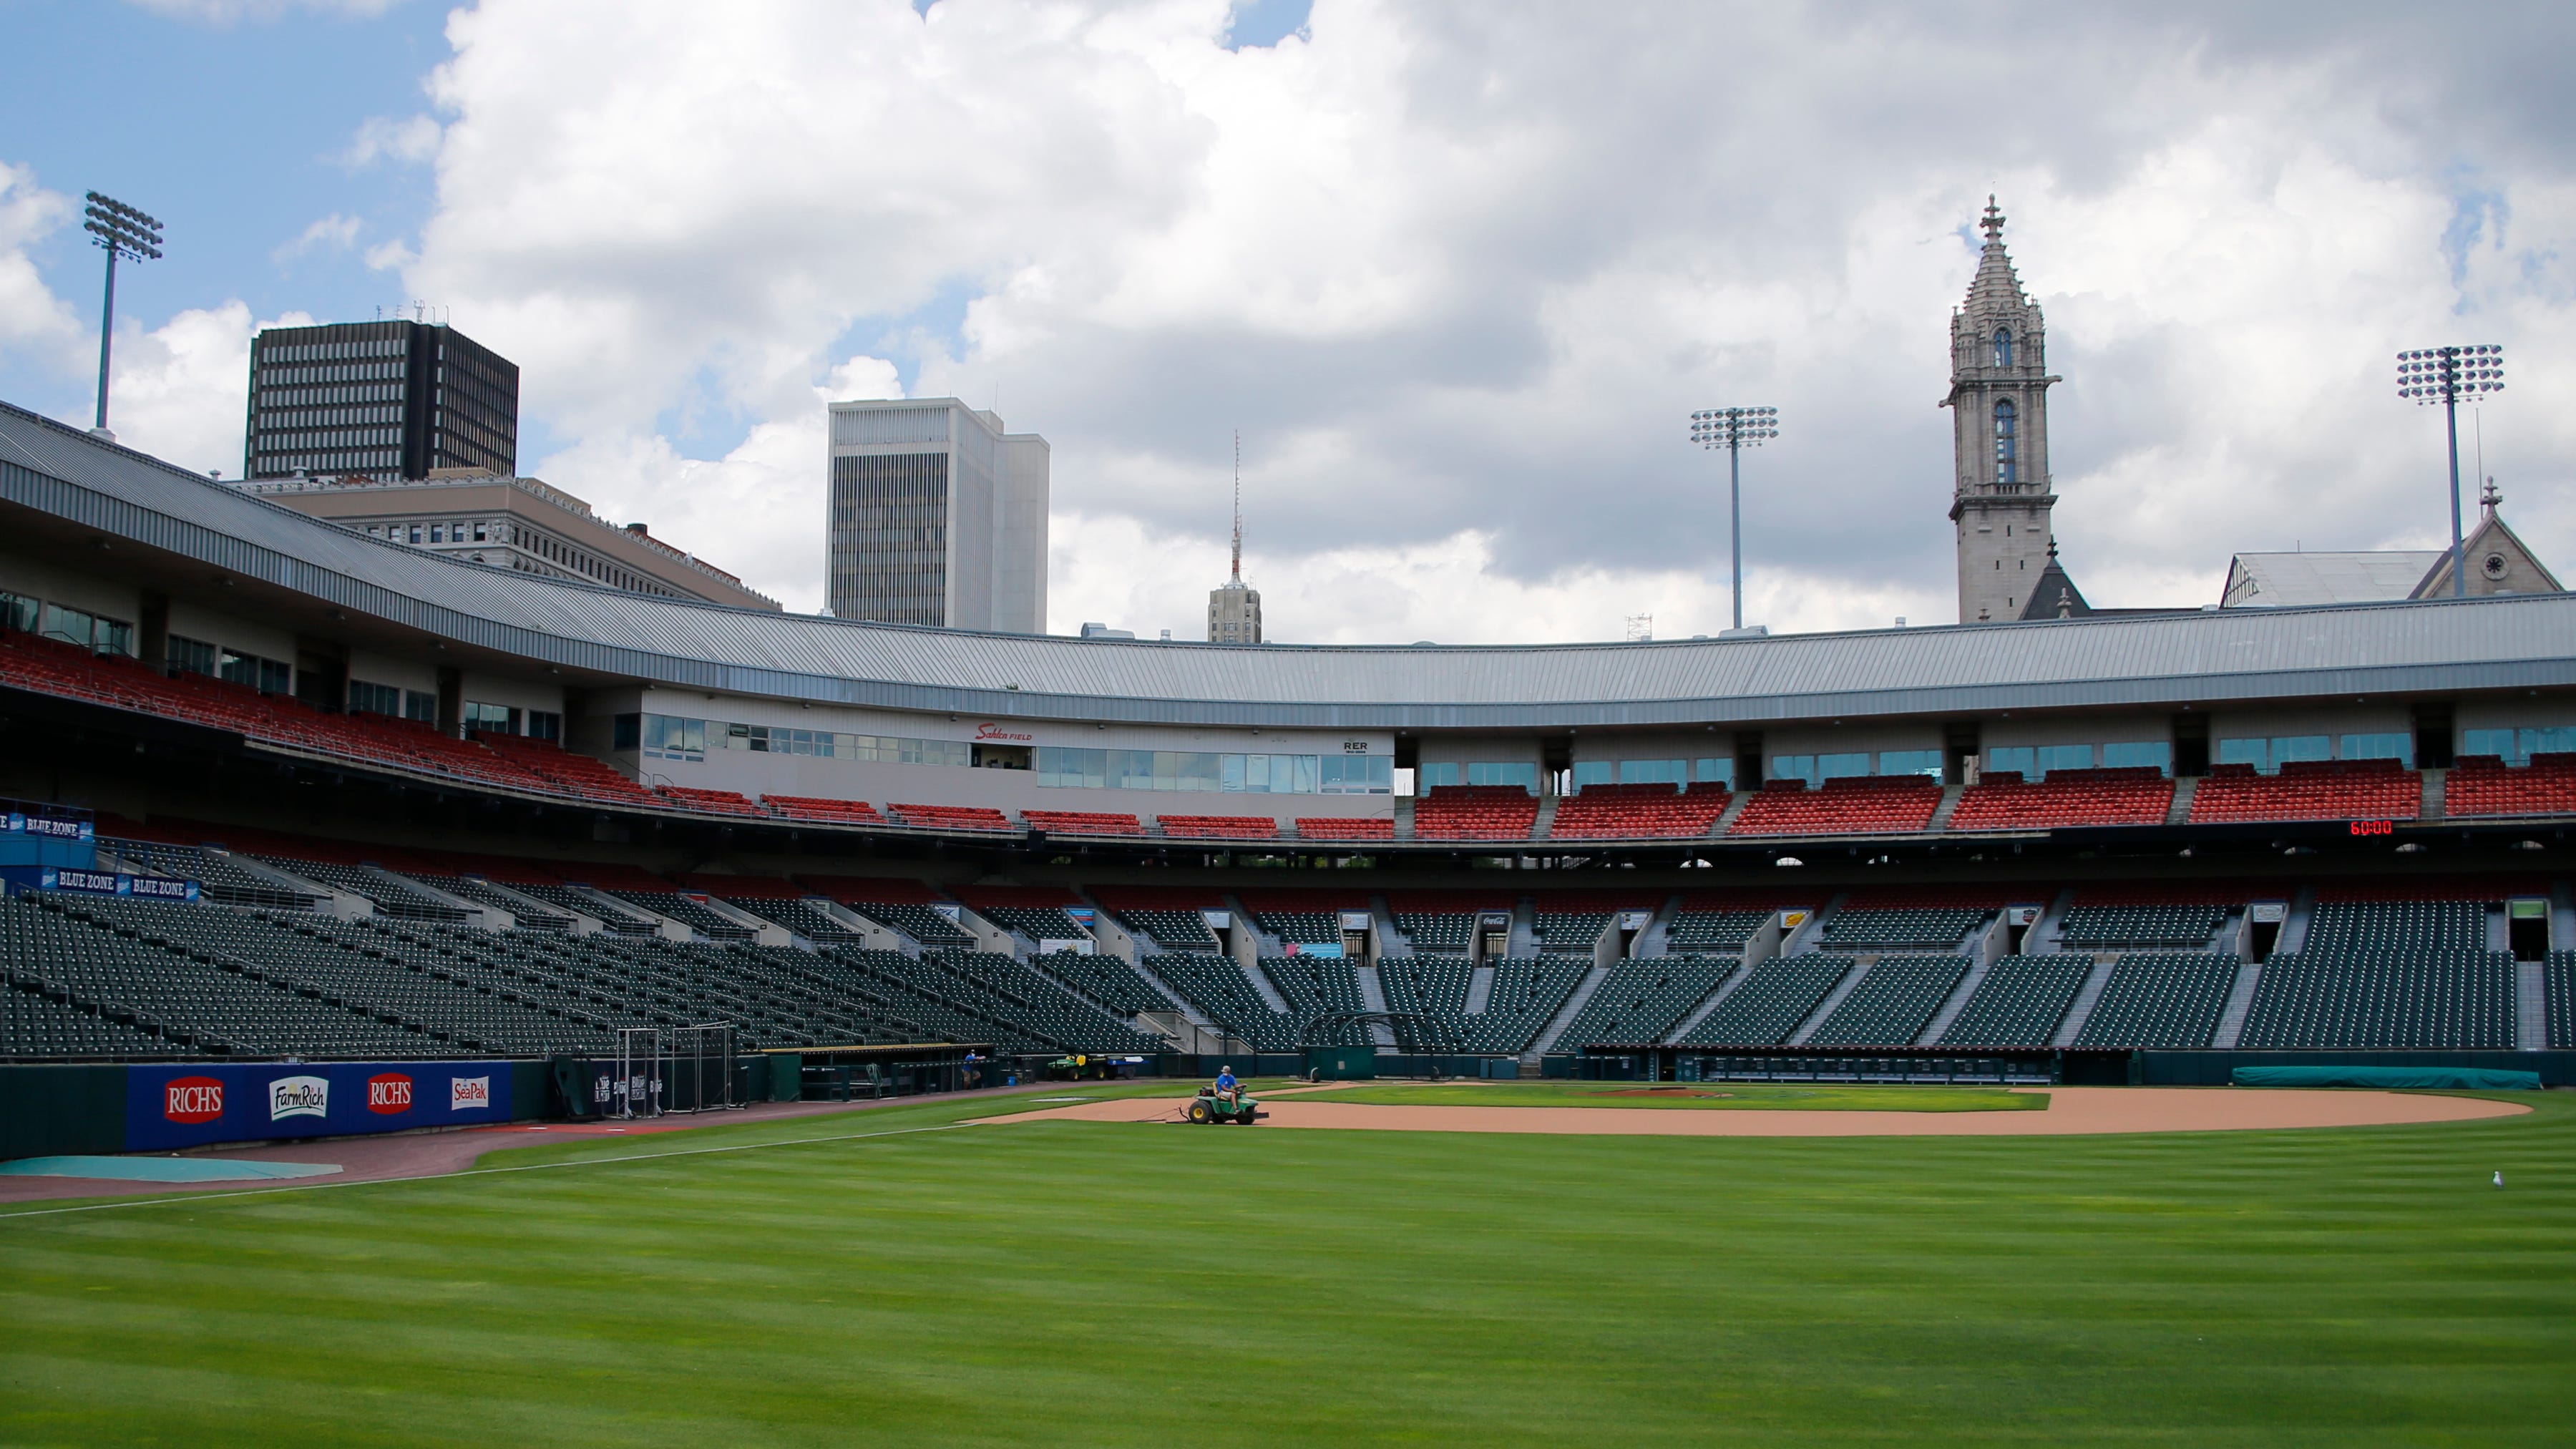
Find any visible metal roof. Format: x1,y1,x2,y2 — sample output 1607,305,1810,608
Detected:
2223,551,2439,608
5,399,2574,731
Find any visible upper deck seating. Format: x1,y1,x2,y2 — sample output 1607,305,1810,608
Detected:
1947,767,2173,831
2186,758,2421,825
1385,892,1514,954
653,786,765,816
760,795,888,826
800,877,977,947
1090,888,1225,950
1726,776,1942,837
474,733,658,804
1158,815,1280,839
1547,782,1730,839
955,886,1090,944
1236,889,1360,946
885,802,1015,831
1295,816,1394,841
1022,810,1144,836
2440,753,2576,819
1411,786,1541,841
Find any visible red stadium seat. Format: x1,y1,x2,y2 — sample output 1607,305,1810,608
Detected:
1295,817,1395,840
1727,776,1942,837
1548,782,1730,839
1413,786,1541,841
2185,759,2421,825
2442,754,2576,819
1157,814,1281,839
1022,810,1144,836
1948,766,2173,831
760,795,889,825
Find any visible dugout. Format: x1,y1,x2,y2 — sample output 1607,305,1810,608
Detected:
775,1043,986,1101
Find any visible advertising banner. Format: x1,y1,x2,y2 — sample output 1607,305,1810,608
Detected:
125,1060,512,1151
23,867,200,903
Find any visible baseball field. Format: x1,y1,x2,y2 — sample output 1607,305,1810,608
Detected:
2,1080,2570,1445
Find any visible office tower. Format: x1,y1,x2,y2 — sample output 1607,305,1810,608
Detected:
244,319,517,482
826,399,1048,633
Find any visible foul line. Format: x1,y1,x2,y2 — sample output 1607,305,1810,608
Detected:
0,1119,978,1221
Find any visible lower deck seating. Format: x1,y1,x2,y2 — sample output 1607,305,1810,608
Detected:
1150,953,1297,1049
1800,955,1970,1047
2058,903,2225,948
1933,955,2094,1047
2238,955,2516,1049
1675,957,1852,1046
1462,956,1590,1052
1262,957,1367,1040
1038,953,1176,1018
1552,956,1735,1048
2072,954,2241,1048
1377,958,1474,1046
655,786,765,816
1819,907,1988,950
2550,952,2576,1050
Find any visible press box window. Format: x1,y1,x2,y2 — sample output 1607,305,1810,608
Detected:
348,680,403,716
218,649,292,693
167,635,218,677
0,592,37,633
404,690,437,724
462,702,522,736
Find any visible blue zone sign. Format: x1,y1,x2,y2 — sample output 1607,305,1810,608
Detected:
34,867,199,902
127,1060,513,1151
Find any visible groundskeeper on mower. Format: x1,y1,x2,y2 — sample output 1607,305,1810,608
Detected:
1186,1085,1261,1123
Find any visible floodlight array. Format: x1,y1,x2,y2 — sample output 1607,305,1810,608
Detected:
2396,344,2503,405
1689,406,1780,448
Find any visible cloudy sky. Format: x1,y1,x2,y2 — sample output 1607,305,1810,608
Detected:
4,0,2570,641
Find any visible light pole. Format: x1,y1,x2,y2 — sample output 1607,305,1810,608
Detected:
1690,405,1778,630
81,192,163,439
2395,343,2504,598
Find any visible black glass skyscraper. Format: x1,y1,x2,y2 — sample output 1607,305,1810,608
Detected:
243,320,518,481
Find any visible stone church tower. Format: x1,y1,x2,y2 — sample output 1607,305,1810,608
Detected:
1946,197,2060,623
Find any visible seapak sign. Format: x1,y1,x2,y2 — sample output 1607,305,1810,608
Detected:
125,1061,513,1151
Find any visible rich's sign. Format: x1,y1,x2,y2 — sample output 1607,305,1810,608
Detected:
164,1076,224,1123
367,1073,414,1114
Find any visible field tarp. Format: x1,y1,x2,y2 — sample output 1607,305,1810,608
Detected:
2231,1064,2542,1091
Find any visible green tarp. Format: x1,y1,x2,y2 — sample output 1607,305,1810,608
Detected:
2232,1065,2541,1091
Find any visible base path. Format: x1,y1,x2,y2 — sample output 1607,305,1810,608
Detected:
979,1087,2528,1137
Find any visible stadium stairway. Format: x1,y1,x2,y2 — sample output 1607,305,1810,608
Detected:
2518,961,2548,1049
2424,767,2448,821
1654,960,1755,1043
1924,783,1968,834
1787,960,1873,1044
2210,961,2263,1048
2049,957,2120,1046
1527,962,1613,1060
1531,794,1561,839
1463,963,1496,1014
1916,955,1996,1044
1352,963,1398,1048
1239,957,1292,1013
2165,776,2197,826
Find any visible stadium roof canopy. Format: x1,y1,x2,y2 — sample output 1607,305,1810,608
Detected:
6,399,2574,732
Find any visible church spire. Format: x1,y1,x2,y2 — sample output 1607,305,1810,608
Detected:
1946,193,2061,624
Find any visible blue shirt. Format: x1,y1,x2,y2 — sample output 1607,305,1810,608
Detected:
1216,1071,1237,1090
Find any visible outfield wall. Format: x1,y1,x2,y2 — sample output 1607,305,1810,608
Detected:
0,1060,549,1158
2137,1050,2576,1088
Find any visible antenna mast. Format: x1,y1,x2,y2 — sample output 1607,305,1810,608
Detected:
1231,429,1243,582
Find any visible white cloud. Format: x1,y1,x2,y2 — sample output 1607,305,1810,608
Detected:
102,302,318,476
0,163,81,363
341,114,441,168
272,213,363,263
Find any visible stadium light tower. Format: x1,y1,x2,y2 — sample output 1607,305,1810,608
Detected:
2395,343,2504,598
82,191,163,439
1690,405,1778,630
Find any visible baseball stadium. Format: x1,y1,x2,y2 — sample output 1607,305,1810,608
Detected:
2,401,2573,1443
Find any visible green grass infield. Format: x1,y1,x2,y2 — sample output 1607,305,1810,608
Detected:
1,1084,2568,1445
1303,1078,2048,1111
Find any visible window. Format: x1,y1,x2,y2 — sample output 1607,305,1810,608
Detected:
1994,399,2017,485
1695,757,1734,788
2215,736,2332,774
430,524,445,544
1570,761,1614,789
2464,726,2576,766
641,714,704,759
2341,733,2412,766
408,525,424,545
525,710,562,742
462,701,521,736
1770,753,1870,787
1319,755,1392,794
1993,327,2013,367
1416,762,1463,789
39,602,94,649
93,617,133,657
1465,761,1538,791
404,690,437,724
1618,758,1689,785
218,649,291,693
2037,743,2095,776
167,635,218,676
0,592,32,633
2100,741,2173,774
1879,748,1943,779
348,680,402,716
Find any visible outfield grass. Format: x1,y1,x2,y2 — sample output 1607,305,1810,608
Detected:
2,1085,2570,1446
1307,1079,2048,1111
